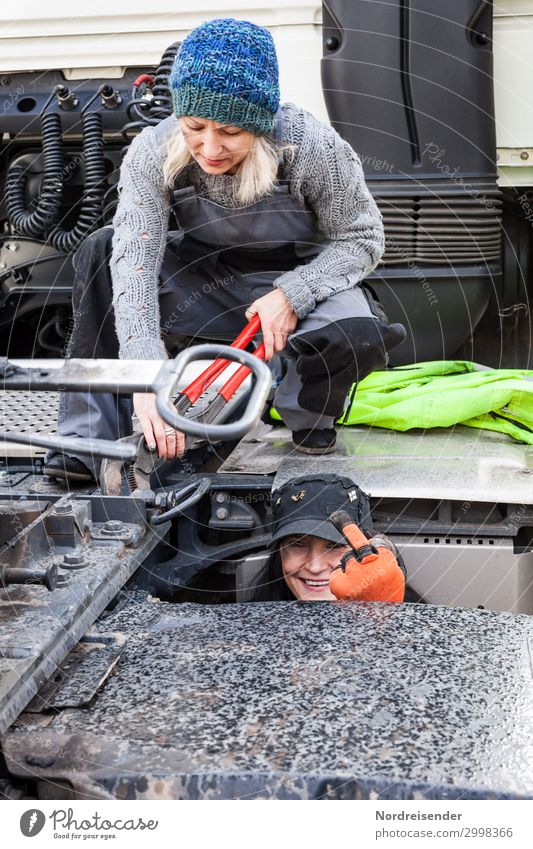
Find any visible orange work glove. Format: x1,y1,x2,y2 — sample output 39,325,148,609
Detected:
328,510,405,603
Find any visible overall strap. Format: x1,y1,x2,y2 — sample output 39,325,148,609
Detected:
273,104,289,184
274,104,283,144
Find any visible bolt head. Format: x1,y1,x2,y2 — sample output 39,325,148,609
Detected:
63,553,84,565
104,519,123,529
101,519,126,534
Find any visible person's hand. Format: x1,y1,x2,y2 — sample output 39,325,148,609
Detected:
133,392,185,460
245,288,297,360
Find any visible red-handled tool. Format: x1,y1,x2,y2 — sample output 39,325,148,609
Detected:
100,317,268,495
172,316,265,429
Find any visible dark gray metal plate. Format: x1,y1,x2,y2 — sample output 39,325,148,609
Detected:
0,529,166,734
4,595,533,800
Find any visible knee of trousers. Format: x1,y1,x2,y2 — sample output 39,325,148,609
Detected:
286,317,407,417
73,226,114,273
71,226,115,303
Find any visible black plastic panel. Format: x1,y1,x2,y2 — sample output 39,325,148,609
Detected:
321,1,501,361
368,265,496,364
322,0,496,177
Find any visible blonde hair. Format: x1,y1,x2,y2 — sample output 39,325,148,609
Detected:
162,119,297,205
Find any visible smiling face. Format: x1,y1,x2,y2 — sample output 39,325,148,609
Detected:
179,115,254,175
279,534,349,602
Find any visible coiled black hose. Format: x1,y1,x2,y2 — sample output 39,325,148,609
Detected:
5,111,64,238
119,41,181,141
48,105,107,252
149,41,181,123
103,41,181,223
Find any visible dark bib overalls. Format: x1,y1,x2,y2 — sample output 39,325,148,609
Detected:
57,110,404,475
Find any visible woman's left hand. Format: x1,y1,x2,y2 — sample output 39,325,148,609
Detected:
245,289,298,360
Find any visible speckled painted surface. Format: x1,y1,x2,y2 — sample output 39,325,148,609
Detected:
4,594,533,799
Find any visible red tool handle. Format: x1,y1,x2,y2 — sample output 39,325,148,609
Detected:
219,342,266,402
181,315,261,405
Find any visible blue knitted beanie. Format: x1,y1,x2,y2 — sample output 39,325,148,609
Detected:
170,18,280,136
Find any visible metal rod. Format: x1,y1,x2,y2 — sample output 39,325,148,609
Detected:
0,431,137,460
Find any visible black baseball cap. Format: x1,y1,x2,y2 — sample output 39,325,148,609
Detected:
269,474,371,547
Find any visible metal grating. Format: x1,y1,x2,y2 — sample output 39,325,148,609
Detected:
0,391,58,457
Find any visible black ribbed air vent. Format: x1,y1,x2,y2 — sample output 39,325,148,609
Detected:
376,185,502,266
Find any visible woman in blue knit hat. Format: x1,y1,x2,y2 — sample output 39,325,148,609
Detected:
45,17,405,482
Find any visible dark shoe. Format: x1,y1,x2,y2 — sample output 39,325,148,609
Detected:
291,427,337,455
43,453,95,482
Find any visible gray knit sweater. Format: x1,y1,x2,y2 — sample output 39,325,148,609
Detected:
110,101,386,360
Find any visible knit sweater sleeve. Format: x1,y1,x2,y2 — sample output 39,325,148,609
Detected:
274,102,386,318
110,128,170,360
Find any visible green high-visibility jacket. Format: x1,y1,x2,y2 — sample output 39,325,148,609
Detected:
271,361,533,444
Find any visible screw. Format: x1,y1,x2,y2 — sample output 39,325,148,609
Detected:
216,507,228,520
63,553,85,566
44,563,59,591
0,76,11,86
6,242,18,252
101,519,125,534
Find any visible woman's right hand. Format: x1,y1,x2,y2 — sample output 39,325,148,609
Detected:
133,392,185,460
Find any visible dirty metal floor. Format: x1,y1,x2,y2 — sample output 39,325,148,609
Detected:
221,421,533,504
4,593,533,800
0,500,166,735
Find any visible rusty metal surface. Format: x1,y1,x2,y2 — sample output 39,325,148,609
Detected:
24,633,126,713
0,502,167,733
4,595,533,800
